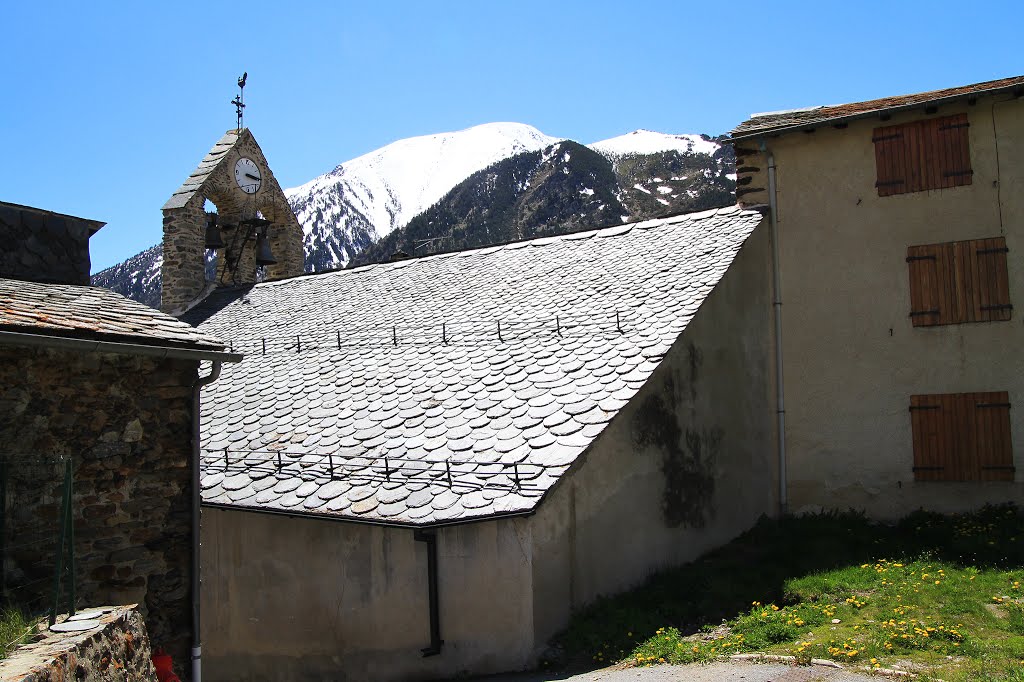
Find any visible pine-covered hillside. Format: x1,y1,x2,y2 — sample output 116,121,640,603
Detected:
91,244,164,309
357,138,735,263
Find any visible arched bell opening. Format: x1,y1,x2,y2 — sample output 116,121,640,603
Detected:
201,189,261,287
255,197,304,281
202,199,221,281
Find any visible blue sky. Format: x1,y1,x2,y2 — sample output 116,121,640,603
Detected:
2,1,1021,272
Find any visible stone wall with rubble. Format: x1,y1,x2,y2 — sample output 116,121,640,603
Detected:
0,605,157,682
0,345,196,672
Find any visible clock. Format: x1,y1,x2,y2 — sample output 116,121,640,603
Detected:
234,157,262,194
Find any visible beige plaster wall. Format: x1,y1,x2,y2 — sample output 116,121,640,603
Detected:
201,509,535,681
759,96,1024,516
529,222,777,647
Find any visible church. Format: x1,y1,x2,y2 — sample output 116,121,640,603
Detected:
158,74,1022,681
159,121,775,679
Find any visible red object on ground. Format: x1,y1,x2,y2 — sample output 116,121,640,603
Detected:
151,650,182,682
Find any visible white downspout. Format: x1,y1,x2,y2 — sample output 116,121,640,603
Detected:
766,152,787,515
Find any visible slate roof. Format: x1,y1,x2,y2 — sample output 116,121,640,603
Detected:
0,201,105,235
189,206,764,526
162,130,241,211
731,75,1024,140
0,278,226,349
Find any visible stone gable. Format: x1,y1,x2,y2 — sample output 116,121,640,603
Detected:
161,129,303,313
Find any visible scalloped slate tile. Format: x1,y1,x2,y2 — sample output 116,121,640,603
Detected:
350,495,379,515
196,207,764,525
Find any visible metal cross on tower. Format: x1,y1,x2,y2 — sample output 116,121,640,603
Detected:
232,72,247,132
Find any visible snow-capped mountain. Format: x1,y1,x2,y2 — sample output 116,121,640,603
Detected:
93,123,733,308
287,122,562,270
358,137,735,264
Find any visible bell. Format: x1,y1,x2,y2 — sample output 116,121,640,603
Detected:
204,214,224,249
255,230,277,266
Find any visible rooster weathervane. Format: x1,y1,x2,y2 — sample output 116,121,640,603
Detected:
232,72,247,132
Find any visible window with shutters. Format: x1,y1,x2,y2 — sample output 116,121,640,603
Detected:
873,113,972,196
910,392,1014,481
907,237,1012,326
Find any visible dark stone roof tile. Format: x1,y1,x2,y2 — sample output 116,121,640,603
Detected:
196,207,763,524
0,278,225,349
731,75,1024,139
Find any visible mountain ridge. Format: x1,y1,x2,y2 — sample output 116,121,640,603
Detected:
92,124,735,308
357,137,734,264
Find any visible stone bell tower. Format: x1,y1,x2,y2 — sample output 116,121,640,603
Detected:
160,128,304,314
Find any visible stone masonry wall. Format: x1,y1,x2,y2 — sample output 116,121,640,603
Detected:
0,204,96,286
161,130,303,313
0,346,196,673
161,199,209,314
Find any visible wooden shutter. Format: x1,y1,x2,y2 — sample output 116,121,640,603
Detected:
873,126,907,197
953,240,978,323
937,114,973,190
911,392,1014,481
875,114,972,196
973,392,1014,481
907,244,943,326
971,237,1013,322
907,237,1011,326
910,394,947,480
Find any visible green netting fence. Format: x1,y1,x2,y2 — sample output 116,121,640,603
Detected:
0,453,76,629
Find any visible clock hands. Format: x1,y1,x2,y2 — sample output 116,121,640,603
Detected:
234,158,261,193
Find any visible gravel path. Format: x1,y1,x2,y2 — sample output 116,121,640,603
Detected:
462,659,882,682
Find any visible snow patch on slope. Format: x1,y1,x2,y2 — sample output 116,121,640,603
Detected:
589,129,720,159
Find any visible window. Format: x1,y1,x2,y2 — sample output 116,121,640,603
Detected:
907,237,1012,326
873,113,972,196
910,392,1014,481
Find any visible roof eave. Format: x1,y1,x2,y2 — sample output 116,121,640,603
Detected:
729,81,1024,142
201,499,536,529
0,201,106,234
0,329,243,363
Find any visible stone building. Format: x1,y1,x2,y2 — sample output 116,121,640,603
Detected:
0,202,238,677
154,75,1022,681
730,75,1023,516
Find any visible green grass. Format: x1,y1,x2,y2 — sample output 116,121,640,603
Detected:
0,608,35,660
554,504,1024,681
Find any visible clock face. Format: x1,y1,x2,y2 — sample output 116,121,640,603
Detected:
234,157,262,194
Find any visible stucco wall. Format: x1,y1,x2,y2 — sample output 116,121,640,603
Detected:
529,221,776,647
201,509,534,681
0,347,196,668
758,95,1024,515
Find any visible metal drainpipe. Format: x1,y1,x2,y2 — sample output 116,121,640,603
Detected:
192,361,223,682
766,152,788,515
414,529,443,656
